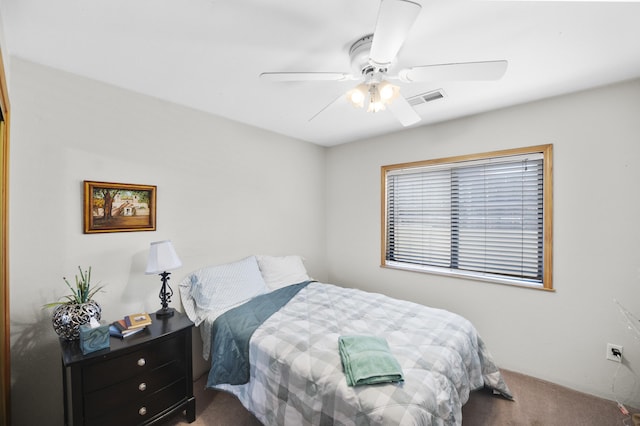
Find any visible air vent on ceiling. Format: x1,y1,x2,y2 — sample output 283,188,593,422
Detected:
407,89,446,107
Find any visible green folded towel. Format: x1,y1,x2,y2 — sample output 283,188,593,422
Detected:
338,335,404,387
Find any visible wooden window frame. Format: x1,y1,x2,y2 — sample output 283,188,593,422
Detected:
381,145,553,291
0,46,11,424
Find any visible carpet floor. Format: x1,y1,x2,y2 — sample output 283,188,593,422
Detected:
161,369,637,425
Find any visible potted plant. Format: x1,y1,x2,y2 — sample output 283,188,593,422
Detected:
45,266,104,341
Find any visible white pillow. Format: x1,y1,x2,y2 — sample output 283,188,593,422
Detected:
178,256,268,325
256,255,311,290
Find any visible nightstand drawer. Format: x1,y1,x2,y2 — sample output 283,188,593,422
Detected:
85,378,186,426
84,360,186,416
83,333,185,392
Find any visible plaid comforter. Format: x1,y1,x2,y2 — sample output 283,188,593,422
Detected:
211,282,511,425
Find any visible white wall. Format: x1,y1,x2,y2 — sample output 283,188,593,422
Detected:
326,78,640,406
0,6,9,87
8,58,327,426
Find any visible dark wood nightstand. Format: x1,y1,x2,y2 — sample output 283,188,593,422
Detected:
59,312,195,426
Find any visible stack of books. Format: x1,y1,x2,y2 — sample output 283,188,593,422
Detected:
109,312,152,338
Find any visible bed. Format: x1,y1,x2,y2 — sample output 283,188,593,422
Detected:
178,255,512,426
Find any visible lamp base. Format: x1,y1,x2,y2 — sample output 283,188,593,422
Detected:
156,307,175,318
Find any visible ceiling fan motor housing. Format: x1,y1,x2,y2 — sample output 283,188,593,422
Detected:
349,34,388,79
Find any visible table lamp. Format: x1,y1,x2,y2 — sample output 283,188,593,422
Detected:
145,240,182,317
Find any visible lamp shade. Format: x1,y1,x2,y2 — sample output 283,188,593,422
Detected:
145,240,182,274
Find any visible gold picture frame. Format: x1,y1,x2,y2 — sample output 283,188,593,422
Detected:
84,181,156,234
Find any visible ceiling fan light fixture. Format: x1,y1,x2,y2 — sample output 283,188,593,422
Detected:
367,84,386,113
346,84,368,108
378,80,398,101
347,80,400,113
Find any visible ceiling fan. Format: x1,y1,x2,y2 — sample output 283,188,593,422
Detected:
260,0,508,127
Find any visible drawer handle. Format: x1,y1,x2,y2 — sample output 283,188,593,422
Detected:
137,358,146,367
138,406,147,416
138,382,147,391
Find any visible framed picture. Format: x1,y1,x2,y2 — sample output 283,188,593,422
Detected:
84,181,156,234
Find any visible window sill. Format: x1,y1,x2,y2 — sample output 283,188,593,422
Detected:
382,261,555,292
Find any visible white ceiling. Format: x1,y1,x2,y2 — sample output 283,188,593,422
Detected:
2,0,640,146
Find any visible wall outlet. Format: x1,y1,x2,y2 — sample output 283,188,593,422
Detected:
606,343,623,362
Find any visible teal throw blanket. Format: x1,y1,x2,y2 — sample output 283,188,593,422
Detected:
207,281,311,387
338,335,404,387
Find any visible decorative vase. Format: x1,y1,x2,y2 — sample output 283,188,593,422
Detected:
52,300,102,341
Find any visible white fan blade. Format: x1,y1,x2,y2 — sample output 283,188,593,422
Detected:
260,72,353,82
387,94,421,127
308,93,347,122
369,0,422,68
399,60,508,82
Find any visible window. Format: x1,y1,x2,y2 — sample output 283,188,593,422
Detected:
382,145,553,290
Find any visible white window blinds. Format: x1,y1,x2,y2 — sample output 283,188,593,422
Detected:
385,152,545,286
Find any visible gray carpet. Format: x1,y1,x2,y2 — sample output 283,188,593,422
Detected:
162,369,637,425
